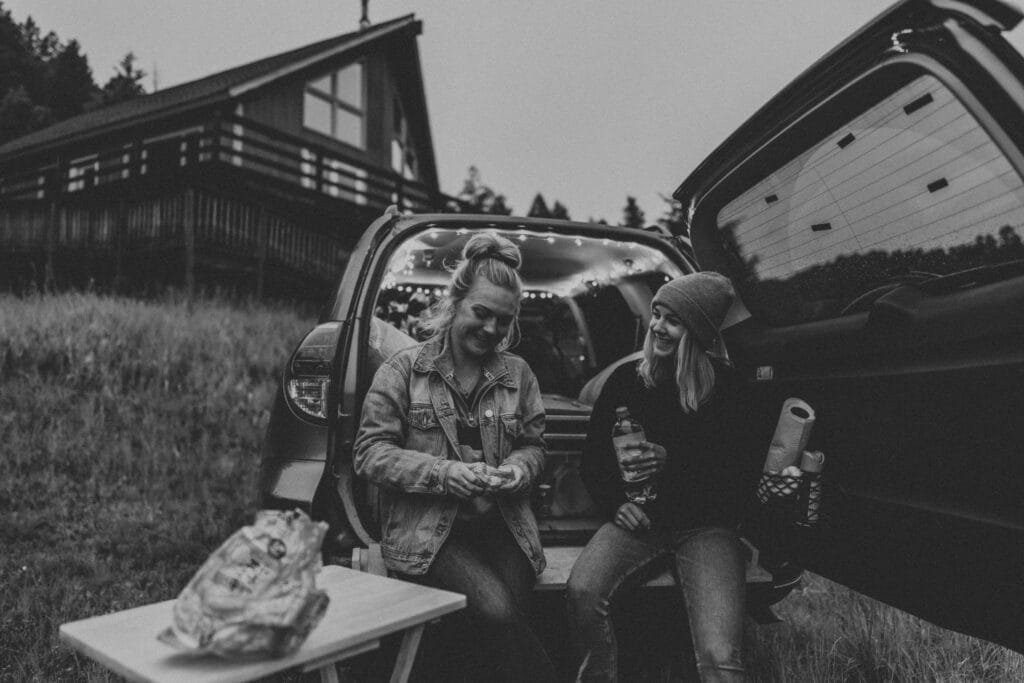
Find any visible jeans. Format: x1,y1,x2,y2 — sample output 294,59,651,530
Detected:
400,512,557,683
567,523,746,682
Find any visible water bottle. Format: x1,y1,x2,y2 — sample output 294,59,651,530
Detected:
612,406,657,505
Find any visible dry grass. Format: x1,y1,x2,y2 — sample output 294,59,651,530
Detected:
1,292,1021,682
746,573,1024,682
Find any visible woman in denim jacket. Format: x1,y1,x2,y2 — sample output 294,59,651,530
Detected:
354,232,556,682
568,273,762,682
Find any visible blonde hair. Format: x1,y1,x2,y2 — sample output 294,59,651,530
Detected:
418,231,523,351
637,327,725,413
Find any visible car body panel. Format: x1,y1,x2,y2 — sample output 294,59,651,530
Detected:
673,0,1024,652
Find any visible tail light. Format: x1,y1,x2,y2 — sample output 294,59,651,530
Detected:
284,322,343,423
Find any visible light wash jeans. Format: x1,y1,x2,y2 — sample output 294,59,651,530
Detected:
567,522,747,682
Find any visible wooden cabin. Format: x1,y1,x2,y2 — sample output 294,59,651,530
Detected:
0,14,453,301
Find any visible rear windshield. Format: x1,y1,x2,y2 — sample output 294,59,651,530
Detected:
716,68,1024,326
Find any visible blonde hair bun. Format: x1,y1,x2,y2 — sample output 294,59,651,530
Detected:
463,232,522,270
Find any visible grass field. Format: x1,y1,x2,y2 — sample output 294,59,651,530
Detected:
1,293,1021,682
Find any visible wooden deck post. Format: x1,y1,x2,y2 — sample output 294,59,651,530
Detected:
113,199,126,292
185,187,197,303
43,157,64,292
256,204,269,300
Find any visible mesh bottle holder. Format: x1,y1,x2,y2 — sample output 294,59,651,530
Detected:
756,472,828,528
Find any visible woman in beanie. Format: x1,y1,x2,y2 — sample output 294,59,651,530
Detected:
355,232,556,682
568,272,762,682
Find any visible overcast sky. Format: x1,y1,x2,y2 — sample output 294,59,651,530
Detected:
10,1,1024,223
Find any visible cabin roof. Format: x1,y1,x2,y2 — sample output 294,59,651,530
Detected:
0,14,419,159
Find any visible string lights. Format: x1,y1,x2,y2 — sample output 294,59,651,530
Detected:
381,228,678,298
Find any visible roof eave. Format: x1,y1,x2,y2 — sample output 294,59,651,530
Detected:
0,92,231,164
228,15,420,98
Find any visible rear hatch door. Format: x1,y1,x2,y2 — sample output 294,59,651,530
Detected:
674,0,1024,652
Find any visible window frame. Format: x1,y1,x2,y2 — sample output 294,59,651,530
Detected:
302,61,367,149
390,95,418,180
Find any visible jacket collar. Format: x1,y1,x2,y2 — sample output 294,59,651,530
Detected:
412,335,517,388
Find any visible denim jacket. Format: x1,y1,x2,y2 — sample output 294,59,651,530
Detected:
354,336,547,576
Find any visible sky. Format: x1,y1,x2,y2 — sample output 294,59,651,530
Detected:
10,1,1024,224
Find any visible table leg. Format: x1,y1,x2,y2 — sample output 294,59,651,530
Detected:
388,623,425,683
306,640,380,682
319,662,340,683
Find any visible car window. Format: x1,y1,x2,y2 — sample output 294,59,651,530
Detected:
716,68,1024,326
371,226,684,398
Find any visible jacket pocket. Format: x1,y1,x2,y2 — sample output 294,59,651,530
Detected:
499,413,523,459
407,405,445,456
500,413,523,439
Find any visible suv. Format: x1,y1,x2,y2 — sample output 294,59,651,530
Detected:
261,0,1024,653
260,215,699,548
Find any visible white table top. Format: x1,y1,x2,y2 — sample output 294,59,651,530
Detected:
59,564,465,683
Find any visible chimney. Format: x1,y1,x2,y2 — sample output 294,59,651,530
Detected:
359,0,371,30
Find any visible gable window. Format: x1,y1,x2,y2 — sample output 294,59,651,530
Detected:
303,62,365,149
391,96,418,180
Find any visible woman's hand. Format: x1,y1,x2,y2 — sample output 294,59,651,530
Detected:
444,462,487,499
619,441,667,479
494,463,527,493
614,502,651,532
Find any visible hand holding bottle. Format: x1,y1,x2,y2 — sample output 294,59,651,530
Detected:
618,441,666,479
612,406,659,505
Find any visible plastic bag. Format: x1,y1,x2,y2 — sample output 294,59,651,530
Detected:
157,509,330,659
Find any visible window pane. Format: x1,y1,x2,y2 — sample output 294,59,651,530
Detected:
391,139,404,173
404,148,417,180
335,106,364,148
303,92,332,135
308,74,332,95
717,73,1024,326
336,63,363,109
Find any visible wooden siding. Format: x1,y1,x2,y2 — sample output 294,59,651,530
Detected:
0,187,348,299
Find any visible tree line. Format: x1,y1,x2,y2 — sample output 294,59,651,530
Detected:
452,165,689,235
0,1,146,145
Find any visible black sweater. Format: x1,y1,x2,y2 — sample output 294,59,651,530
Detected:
580,359,764,531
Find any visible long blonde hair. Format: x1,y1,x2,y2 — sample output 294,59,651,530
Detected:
637,327,726,413
417,231,523,351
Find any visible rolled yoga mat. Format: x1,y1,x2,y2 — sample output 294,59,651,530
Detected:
763,398,815,473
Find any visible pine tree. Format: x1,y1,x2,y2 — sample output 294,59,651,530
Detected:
100,52,146,106
528,193,551,218
45,40,96,119
621,196,645,229
452,166,513,215
657,193,687,237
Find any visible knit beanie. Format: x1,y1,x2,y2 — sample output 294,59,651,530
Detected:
651,272,735,350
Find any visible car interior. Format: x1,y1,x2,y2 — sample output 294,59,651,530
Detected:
365,226,686,540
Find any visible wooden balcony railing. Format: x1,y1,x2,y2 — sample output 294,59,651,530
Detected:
0,115,460,215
